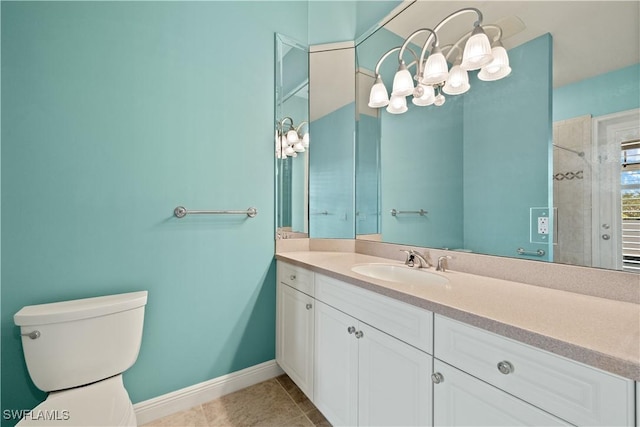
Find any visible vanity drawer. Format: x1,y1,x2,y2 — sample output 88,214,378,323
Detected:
434,315,635,427
315,273,432,354
277,261,314,296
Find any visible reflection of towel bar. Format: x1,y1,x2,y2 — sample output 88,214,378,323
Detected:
311,211,330,216
517,247,545,257
391,209,427,216
174,206,258,218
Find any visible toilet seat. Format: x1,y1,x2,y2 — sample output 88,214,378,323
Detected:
17,375,136,426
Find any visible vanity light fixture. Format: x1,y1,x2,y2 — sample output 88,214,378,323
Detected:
367,7,512,113
275,117,310,159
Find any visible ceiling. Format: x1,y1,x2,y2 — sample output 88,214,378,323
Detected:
382,1,640,87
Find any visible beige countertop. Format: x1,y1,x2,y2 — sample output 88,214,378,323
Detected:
276,251,640,381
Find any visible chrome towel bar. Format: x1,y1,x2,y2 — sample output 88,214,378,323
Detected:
390,209,427,216
517,247,545,257
174,206,258,218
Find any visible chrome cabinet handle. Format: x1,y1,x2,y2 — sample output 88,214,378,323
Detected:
289,274,296,280
355,330,364,339
497,361,514,375
21,331,40,340
305,303,312,310
431,372,444,384
347,326,356,334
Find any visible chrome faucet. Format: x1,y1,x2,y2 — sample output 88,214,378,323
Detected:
436,255,453,272
401,250,432,268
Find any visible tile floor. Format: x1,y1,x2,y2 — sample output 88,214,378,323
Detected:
142,375,331,427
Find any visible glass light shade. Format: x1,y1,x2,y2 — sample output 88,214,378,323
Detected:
293,142,305,152
284,145,295,156
391,62,414,97
478,45,511,81
368,79,390,108
302,133,310,148
386,94,408,114
434,93,446,106
412,84,435,106
461,27,493,71
442,65,470,95
421,47,449,85
286,129,299,144
280,136,289,150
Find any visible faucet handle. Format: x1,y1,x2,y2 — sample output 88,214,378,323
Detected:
400,250,414,266
408,250,432,268
436,255,453,272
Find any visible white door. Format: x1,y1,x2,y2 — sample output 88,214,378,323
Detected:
314,301,358,426
592,108,640,270
358,323,432,426
276,282,314,399
432,360,570,427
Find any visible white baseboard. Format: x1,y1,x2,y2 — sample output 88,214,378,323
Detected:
133,360,284,425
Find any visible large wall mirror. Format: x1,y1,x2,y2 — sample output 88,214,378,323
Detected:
275,34,309,239
275,2,640,274
354,1,640,273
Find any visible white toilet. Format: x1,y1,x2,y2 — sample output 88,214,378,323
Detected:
13,291,148,426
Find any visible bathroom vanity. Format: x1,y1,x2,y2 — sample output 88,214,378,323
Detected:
275,251,639,427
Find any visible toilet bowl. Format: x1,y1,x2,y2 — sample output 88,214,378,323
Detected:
14,291,148,426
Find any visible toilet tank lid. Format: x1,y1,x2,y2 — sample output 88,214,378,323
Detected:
14,291,148,326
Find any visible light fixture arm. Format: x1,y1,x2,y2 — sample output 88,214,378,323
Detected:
421,7,485,63
373,46,418,77
400,28,439,76
295,121,309,134
278,116,295,132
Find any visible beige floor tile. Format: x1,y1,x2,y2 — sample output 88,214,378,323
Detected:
202,379,304,426
275,375,315,414
305,408,331,427
285,414,315,426
141,405,208,427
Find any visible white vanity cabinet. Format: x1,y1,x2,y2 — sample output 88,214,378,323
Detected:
276,260,638,427
313,274,433,427
275,262,315,399
432,359,569,426
434,315,636,427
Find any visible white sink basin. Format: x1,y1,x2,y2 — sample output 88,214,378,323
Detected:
351,263,450,286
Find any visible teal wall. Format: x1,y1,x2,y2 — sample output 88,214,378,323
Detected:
380,96,465,249
372,34,552,257
1,1,308,423
309,1,400,45
464,34,552,259
356,114,380,235
553,63,640,122
309,103,356,238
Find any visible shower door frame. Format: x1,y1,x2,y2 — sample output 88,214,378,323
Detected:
591,108,640,271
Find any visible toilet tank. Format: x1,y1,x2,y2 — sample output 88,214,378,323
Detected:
14,291,148,392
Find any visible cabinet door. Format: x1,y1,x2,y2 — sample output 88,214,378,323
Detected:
435,315,635,426
359,324,432,426
314,301,358,427
276,282,314,399
432,360,571,427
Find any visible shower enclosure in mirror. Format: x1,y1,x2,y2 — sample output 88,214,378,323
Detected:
275,34,309,239
353,1,639,272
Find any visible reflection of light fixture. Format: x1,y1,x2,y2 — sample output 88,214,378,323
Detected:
275,117,310,159
367,8,511,114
